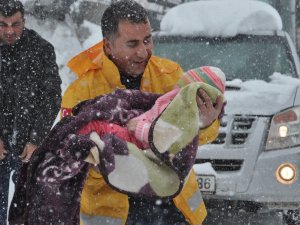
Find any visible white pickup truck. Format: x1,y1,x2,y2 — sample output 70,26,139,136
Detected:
153,1,300,224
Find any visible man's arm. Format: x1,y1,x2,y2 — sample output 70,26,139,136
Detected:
60,75,92,118
29,42,62,146
19,42,61,162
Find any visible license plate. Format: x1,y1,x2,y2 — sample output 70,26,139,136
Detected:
197,175,216,193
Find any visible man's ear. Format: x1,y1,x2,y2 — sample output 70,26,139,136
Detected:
103,37,112,55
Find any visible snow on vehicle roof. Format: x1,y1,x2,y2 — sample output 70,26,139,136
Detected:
160,0,283,37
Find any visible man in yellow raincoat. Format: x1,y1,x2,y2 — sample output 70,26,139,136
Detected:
61,1,224,224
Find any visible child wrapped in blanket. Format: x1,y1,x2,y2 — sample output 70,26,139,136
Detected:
76,65,226,199
81,66,225,151
9,66,226,225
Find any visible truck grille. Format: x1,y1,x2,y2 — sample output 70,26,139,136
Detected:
212,115,256,146
195,159,244,171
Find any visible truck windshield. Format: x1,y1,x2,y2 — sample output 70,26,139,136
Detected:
154,35,296,81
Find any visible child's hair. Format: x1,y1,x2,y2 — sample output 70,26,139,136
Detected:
177,66,226,93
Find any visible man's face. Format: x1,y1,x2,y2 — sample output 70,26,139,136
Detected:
0,11,25,45
104,20,153,77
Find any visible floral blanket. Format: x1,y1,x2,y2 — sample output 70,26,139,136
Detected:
9,83,223,225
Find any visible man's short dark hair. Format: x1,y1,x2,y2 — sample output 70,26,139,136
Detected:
101,0,149,39
0,0,24,17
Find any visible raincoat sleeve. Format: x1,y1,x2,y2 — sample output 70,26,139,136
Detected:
29,43,62,145
199,119,220,144
60,71,96,118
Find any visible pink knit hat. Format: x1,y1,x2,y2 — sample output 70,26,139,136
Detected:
177,66,226,93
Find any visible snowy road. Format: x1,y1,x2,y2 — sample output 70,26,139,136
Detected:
204,207,284,225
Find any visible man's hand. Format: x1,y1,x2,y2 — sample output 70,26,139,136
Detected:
19,142,38,163
0,139,7,160
196,89,224,128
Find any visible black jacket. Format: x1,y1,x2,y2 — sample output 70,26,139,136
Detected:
0,28,61,156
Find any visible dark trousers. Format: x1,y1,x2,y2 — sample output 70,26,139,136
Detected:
126,197,188,225
0,157,21,225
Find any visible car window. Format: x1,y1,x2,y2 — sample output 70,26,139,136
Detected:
154,35,296,81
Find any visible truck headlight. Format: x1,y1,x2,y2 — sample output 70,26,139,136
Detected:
276,163,297,184
266,106,300,150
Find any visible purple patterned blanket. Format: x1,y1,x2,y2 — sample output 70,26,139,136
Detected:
9,84,214,225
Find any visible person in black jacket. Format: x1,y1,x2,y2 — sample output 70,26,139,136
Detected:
0,1,61,224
